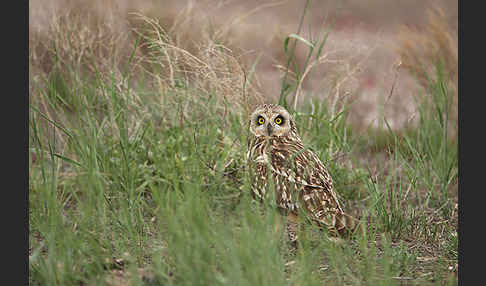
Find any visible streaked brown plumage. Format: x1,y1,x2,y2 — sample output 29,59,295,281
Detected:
247,104,357,239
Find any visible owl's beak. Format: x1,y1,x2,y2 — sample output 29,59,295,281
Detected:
266,123,273,136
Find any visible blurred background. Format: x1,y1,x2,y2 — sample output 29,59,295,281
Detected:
29,0,458,131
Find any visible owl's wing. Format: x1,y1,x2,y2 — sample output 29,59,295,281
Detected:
271,148,356,234
270,147,340,205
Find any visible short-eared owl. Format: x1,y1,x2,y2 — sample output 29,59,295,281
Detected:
247,104,356,237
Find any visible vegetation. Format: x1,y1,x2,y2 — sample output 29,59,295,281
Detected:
29,1,458,285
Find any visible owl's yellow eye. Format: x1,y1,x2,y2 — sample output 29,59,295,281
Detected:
257,116,265,125
275,115,284,125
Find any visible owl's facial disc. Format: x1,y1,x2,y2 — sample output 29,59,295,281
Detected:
253,114,287,137
250,104,292,138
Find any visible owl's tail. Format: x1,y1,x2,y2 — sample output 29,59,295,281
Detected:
315,211,359,237
332,211,359,236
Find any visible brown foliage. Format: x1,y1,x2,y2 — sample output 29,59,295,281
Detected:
396,4,458,94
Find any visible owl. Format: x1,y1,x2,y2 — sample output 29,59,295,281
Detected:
247,104,357,239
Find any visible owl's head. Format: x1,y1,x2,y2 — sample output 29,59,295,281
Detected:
249,104,296,138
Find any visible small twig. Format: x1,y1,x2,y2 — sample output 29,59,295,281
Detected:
240,58,249,118
402,174,416,202
386,60,402,104
392,276,413,280
292,53,330,110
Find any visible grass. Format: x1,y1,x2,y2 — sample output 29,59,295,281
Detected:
29,4,458,286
